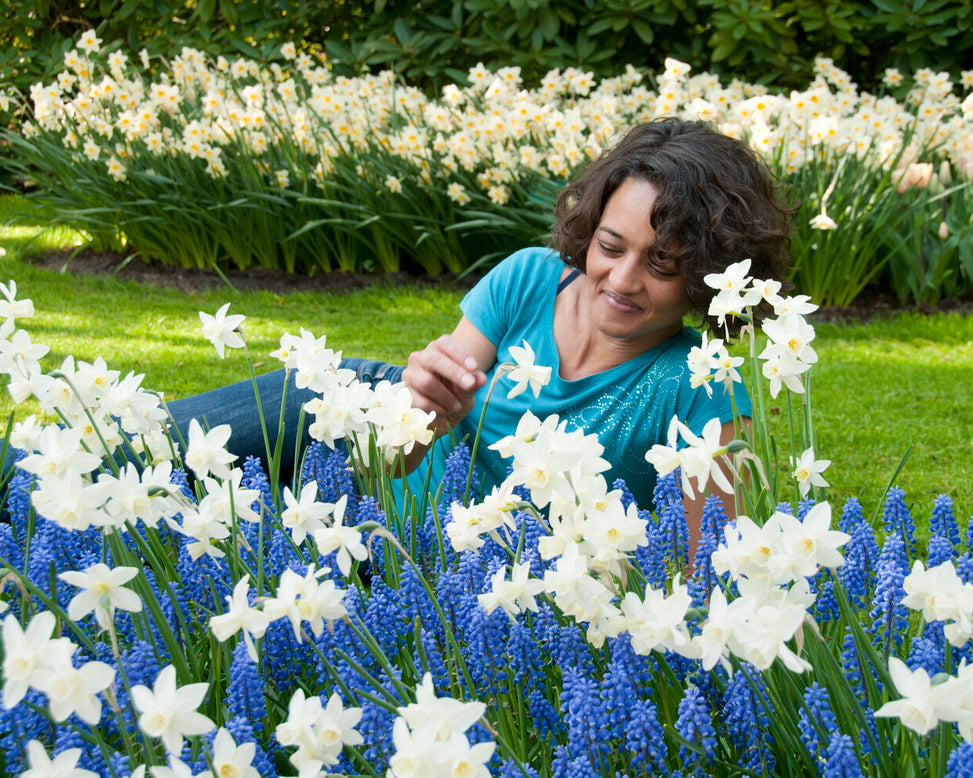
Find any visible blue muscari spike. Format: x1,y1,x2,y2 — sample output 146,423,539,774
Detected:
946,743,973,778
822,732,864,778
551,745,572,778
507,620,545,689
608,633,656,692
528,687,563,741
634,516,668,591
398,565,437,628
776,501,795,515
260,615,318,700
301,444,355,506
797,497,816,521
689,495,725,606
465,595,510,696
241,453,277,529
4,458,32,538
600,650,640,732
928,533,955,567
226,640,268,730
224,715,274,776
553,623,595,677
0,521,21,575
108,751,130,778
724,669,775,773
358,671,401,772
654,469,689,568
415,627,449,688
623,698,668,776
957,552,973,585
674,686,716,763
839,517,880,608
837,497,864,534
435,565,476,640
869,534,910,651
0,688,51,774
814,570,841,622
54,727,109,777
174,539,232,614
799,681,838,760
437,441,477,510
363,575,406,660
498,759,540,778
613,477,636,510
882,486,916,551
908,632,945,677
352,495,387,576
841,626,865,697
515,509,545,578
931,494,961,547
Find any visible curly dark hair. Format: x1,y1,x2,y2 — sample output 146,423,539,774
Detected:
550,118,793,330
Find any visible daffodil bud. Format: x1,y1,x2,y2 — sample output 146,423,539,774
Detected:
939,220,950,239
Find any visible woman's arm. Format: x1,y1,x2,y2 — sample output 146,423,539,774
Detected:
397,316,497,472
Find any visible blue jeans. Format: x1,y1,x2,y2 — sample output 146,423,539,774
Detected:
3,358,404,483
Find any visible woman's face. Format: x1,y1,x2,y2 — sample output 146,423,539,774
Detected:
583,176,692,350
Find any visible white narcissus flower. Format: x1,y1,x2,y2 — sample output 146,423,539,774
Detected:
809,211,838,230
399,673,486,742
620,575,697,659
276,688,363,770
364,380,435,460
184,419,236,480
0,280,35,339
58,562,143,630
2,612,76,709
503,339,552,399
902,560,973,647
33,658,115,724
131,664,215,755
477,561,546,617
672,417,735,500
312,495,368,577
282,481,332,546
21,740,100,778
263,565,347,640
874,657,946,735
198,302,245,359
209,575,271,662
791,447,831,496
197,728,259,778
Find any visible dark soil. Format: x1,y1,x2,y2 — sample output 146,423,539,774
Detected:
27,248,973,324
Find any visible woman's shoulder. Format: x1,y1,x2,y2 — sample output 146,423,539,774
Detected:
489,246,564,279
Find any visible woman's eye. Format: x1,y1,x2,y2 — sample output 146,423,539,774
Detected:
599,243,622,256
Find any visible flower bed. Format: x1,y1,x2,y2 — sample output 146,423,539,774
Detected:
2,262,973,776
3,33,973,304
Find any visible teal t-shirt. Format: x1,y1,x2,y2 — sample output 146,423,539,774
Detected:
401,247,751,510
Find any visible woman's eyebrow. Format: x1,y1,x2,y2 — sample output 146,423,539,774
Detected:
597,226,624,239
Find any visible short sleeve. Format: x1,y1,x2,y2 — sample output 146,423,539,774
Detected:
460,247,558,346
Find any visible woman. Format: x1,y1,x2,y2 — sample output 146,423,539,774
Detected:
167,117,790,536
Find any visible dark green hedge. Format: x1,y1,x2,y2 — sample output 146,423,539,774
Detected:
3,0,972,99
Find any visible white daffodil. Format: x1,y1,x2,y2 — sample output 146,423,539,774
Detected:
33,659,115,724
282,481,332,546
21,740,100,778
477,562,546,617
131,664,215,756
58,563,143,630
809,211,838,230
197,728,259,778
184,419,236,480
209,575,271,662
198,302,245,359
503,339,552,399
2,612,76,709
791,447,831,496
875,657,945,735
313,495,367,577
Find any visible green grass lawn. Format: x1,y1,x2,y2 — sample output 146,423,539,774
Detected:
2,196,971,526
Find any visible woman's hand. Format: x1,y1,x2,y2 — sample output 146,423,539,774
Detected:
402,317,496,438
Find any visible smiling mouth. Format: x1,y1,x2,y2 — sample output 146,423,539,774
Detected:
602,290,642,312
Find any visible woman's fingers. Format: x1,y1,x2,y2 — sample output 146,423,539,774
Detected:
403,336,486,424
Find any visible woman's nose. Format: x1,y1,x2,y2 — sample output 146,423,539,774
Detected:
610,252,644,291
